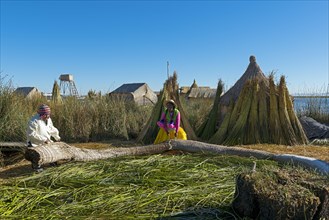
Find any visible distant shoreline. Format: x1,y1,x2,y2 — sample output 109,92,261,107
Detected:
293,96,329,98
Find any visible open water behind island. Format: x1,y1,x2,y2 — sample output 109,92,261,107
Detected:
293,97,329,113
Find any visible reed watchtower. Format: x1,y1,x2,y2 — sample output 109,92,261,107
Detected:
59,74,79,97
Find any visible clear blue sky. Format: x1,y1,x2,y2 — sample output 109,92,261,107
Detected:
1,0,328,95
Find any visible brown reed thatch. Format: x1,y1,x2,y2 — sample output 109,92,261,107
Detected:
208,56,308,146
209,100,233,144
246,79,260,144
278,75,297,145
223,80,254,145
269,74,282,144
219,55,268,107
258,81,270,143
135,89,165,144
136,72,197,144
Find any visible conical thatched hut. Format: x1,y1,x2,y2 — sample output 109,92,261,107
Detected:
137,72,197,144
219,55,268,115
203,55,307,146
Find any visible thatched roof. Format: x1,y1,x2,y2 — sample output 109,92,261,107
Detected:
15,87,42,99
110,83,157,105
220,56,268,106
190,79,198,89
187,87,217,99
179,86,190,94
111,83,146,93
179,79,198,95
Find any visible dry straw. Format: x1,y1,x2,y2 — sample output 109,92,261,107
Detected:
208,72,307,146
246,79,260,144
223,80,253,145
209,100,234,144
278,76,297,145
258,81,270,143
269,74,283,144
51,80,62,104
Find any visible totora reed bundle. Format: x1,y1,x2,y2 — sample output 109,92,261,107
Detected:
51,80,62,104
137,72,197,144
208,56,308,146
197,79,224,140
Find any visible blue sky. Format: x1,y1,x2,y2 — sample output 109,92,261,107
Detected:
1,0,328,95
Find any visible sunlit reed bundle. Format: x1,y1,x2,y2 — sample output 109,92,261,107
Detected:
283,77,308,144
246,79,260,144
209,100,233,144
197,79,223,140
209,75,308,146
136,89,165,144
223,80,253,145
269,74,282,144
51,80,62,104
258,81,270,143
137,72,197,144
278,75,297,145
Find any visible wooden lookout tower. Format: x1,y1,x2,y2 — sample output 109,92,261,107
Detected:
59,74,79,97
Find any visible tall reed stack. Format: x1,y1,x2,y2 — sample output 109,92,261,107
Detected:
197,79,223,140
269,74,282,144
51,80,62,104
137,72,197,144
208,56,307,146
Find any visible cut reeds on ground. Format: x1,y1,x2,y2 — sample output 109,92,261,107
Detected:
2,153,327,219
0,153,297,219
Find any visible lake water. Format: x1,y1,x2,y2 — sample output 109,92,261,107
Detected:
293,97,329,113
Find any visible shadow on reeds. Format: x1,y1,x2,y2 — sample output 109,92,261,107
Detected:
0,164,33,179
156,207,236,220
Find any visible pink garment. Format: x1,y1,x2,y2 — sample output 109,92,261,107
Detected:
157,111,181,134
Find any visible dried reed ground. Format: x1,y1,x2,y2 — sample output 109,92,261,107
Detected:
240,144,329,162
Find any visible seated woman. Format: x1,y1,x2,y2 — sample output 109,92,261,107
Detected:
26,104,61,172
154,99,187,144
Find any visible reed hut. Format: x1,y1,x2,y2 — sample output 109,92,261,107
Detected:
205,56,307,145
186,87,217,100
136,72,197,144
109,83,157,105
14,87,42,99
219,55,268,115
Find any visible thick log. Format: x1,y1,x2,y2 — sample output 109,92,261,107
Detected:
24,140,329,175
24,142,171,166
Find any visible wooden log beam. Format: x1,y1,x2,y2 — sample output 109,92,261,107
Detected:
24,140,329,175
24,141,171,166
